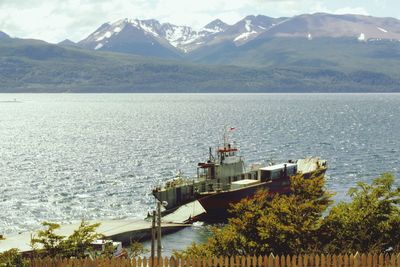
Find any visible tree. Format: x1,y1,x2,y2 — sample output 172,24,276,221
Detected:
0,248,28,267
180,172,400,256
319,173,400,253
180,173,332,257
61,221,103,258
31,222,65,258
126,241,148,258
31,220,103,259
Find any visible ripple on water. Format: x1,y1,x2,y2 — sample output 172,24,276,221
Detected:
0,93,399,235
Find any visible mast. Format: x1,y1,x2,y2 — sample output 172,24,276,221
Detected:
223,126,228,148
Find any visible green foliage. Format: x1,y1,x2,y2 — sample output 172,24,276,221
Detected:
181,173,400,256
127,241,149,258
99,242,116,259
319,173,400,253
30,222,65,258
31,220,103,259
182,174,332,257
0,249,28,267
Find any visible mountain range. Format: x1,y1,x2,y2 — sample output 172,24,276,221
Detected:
1,13,400,92
75,13,400,58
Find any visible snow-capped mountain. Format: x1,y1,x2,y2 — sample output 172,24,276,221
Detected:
78,18,231,55
79,19,184,58
78,16,285,54
78,13,400,58
220,15,286,45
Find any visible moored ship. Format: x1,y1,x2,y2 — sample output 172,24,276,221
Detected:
152,133,327,219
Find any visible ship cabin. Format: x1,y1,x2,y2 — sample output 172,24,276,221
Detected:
258,163,297,182
197,143,245,192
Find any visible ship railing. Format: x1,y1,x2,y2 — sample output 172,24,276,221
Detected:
214,183,232,191
198,183,231,193
161,178,196,190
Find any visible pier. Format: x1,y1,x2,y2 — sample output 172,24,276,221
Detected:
0,200,206,253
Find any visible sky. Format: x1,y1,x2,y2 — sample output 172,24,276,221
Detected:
0,0,398,43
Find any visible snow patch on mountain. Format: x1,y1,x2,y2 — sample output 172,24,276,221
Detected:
163,25,199,48
94,43,103,50
202,26,223,33
245,20,252,32
96,31,113,42
138,21,160,37
234,31,257,42
377,27,388,33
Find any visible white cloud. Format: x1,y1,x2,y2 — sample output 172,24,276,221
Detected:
331,7,369,16
309,2,369,16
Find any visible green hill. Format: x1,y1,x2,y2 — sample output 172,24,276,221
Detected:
0,37,399,92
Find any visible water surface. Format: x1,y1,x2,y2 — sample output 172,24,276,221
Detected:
0,93,399,251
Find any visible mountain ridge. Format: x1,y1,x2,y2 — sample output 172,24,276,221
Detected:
1,12,400,93
76,13,400,58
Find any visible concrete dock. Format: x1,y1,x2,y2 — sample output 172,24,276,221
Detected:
0,219,188,253
0,200,206,253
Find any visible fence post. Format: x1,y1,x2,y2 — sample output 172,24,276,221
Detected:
327,254,332,267
379,254,384,267
274,255,280,267
268,254,274,267
298,255,302,267
321,255,326,267
280,255,286,267
390,254,396,267
180,257,186,267
286,255,291,267
303,254,309,267
292,255,297,267
207,257,212,267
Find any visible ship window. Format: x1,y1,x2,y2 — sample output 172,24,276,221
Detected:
260,170,272,182
208,183,214,191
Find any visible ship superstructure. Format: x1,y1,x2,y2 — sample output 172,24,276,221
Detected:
152,133,327,216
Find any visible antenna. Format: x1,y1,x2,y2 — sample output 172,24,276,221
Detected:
223,125,227,147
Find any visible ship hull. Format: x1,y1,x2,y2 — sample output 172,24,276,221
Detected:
198,168,327,219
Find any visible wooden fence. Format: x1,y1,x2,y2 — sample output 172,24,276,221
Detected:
30,253,400,267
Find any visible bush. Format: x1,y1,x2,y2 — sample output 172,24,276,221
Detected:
180,173,400,256
31,220,103,259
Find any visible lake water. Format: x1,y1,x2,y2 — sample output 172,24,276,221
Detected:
0,93,399,253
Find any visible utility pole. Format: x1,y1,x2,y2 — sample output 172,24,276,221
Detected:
157,201,162,265
151,210,156,267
